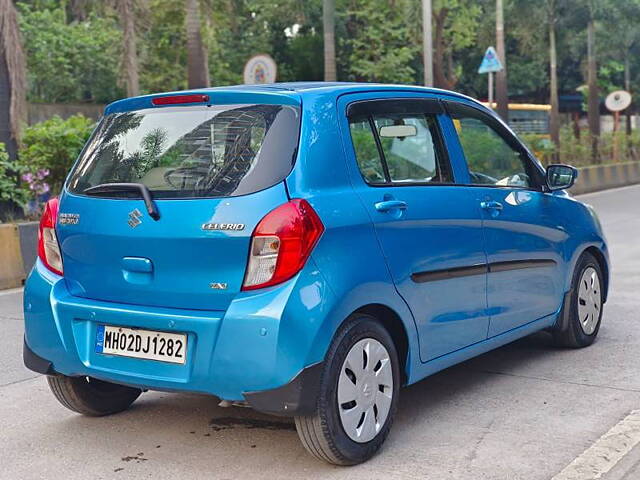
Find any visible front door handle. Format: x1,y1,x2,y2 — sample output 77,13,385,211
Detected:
375,200,408,212
480,200,504,211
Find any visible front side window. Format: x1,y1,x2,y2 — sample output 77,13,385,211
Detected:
348,109,451,185
67,104,300,199
450,104,531,188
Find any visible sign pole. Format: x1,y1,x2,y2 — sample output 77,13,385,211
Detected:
613,110,620,163
488,72,494,108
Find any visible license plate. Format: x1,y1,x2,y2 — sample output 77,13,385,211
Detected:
95,325,187,364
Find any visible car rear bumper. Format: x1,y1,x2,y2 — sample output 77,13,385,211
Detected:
23,259,333,415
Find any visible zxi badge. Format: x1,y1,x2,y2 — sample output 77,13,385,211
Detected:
128,209,143,228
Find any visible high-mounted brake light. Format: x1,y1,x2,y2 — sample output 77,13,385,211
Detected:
38,197,63,275
151,94,210,106
242,199,324,291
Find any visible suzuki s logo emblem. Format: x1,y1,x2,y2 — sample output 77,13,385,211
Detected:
128,209,143,228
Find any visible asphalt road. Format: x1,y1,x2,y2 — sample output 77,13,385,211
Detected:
1,185,640,480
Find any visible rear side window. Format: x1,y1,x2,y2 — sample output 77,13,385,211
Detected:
67,104,300,199
348,107,451,185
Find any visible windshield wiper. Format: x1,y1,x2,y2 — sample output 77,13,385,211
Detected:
84,183,160,221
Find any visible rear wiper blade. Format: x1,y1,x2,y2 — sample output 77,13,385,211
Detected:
84,183,160,221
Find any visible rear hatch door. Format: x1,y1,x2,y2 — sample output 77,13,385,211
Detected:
57,100,300,311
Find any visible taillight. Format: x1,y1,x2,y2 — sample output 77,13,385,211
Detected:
38,197,63,275
242,199,324,291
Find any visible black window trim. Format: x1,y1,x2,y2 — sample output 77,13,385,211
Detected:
442,100,546,192
347,98,455,188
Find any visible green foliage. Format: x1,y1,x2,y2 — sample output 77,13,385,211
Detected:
520,134,556,165
17,3,124,103
0,144,28,205
340,0,417,83
20,115,95,194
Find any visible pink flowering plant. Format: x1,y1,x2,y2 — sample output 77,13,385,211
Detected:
22,169,51,197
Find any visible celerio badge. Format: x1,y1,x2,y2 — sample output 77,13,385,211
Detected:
202,223,245,231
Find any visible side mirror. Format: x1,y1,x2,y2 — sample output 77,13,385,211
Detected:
546,164,578,191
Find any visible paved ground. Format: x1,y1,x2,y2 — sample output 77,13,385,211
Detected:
1,185,640,479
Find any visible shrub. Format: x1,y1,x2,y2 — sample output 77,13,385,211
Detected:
0,143,28,206
20,114,95,195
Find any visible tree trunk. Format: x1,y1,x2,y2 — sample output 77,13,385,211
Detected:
422,0,433,87
323,0,336,81
625,55,632,136
586,17,599,162
120,0,139,97
495,0,509,122
548,3,560,158
185,0,210,89
0,45,16,159
0,0,26,158
433,8,455,90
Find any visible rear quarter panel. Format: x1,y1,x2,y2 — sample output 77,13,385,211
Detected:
285,88,422,384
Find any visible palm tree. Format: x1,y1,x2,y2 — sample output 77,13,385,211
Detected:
185,0,210,88
586,1,599,162
547,0,560,156
323,0,336,82
0,0,26,160
495,0,509,121
118,0,140,97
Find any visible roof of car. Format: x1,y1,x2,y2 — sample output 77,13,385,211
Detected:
104,82,479,115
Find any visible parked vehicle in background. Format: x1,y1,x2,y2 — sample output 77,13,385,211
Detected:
23,83,609,465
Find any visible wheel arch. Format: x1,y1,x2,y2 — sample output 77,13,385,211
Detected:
352,303,410,385
581,246,609,302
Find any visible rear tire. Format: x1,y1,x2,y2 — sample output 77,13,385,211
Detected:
47,374,142,416
294,314,400,465
554,252,604,348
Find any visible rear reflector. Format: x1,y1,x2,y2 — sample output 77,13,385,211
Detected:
151,94,210,106
38,197,63,275
242,199,324,291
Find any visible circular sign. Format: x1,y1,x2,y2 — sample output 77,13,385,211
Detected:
243,54,277,85
605,90,632,112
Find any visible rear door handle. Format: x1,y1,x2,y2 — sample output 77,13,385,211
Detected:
480,201,503,211
375,200,408,212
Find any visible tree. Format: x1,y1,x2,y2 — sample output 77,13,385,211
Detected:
547,0,560,153
495,0,508,121
411,0,480,90
185,0,209,88
422,0,433,86
341,0,417,83
0,0,26,160
586,4,599,138
323,0,336,81
118,0,140,97
18,4,123,103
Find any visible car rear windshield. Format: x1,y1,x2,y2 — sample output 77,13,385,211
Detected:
66,103,301,199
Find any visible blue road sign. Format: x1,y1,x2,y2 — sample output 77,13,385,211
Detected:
478,46,503,74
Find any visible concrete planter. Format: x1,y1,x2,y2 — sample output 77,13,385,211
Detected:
0,221,38,289
571,161,640,195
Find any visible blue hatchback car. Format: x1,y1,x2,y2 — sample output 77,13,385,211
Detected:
23,83,609,465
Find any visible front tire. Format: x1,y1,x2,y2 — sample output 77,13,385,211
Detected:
554,252,604,348
47,374,142,416
294,315,400,465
